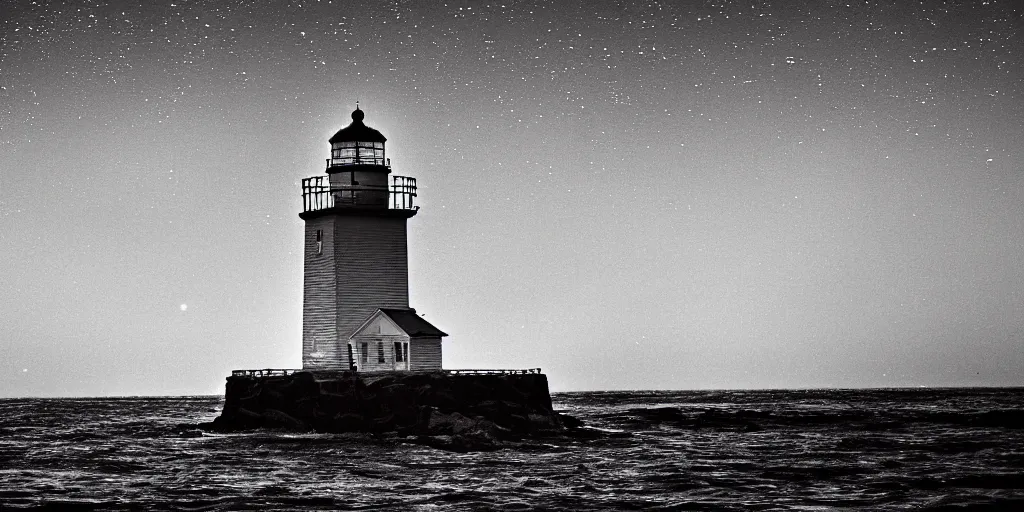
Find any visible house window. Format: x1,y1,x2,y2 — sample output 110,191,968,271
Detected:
403,343,409,364
394,341,404,362
377,342,385,363
361,342,368,363
315,229,323,255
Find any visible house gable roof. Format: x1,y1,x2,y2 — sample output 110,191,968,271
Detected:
380,308,448,337
349,308,448,339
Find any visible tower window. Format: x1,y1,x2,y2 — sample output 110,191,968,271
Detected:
315,229,323,255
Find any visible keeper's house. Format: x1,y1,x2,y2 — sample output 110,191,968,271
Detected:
298,105,447,371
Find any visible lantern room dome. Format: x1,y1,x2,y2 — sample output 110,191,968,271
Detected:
329,106,387,144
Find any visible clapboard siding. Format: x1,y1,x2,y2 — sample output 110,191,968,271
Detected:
409,337,443,370
301,217,341,369
334,216,410,345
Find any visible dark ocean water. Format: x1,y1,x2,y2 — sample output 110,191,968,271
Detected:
1,389,1023,511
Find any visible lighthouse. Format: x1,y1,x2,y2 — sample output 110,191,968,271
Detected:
298,105,446,372
209,105,560,439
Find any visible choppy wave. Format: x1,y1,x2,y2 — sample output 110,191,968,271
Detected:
1,389,1023,510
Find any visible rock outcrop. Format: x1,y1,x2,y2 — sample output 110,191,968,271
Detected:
201,371,578,451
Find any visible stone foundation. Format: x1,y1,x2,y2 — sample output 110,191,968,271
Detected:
203,371,579,450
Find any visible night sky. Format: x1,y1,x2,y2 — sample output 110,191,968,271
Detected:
2,0,1022,397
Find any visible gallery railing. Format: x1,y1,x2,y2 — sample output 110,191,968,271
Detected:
301,175,417,213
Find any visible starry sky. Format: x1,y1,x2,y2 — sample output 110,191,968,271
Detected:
2,0,1022,397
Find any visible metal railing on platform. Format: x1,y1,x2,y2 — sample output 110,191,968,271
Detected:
229,368,543,377
301,175,417,213
231,369,298,377
444,369,542,375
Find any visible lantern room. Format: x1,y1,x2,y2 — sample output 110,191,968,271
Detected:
317,105,399,209
328,106,387,167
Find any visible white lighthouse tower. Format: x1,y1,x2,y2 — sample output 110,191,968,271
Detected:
298,105,446,372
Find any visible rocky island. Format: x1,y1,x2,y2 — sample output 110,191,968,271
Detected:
201,369,582,452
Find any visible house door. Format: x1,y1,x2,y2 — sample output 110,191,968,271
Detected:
393,341,408,370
